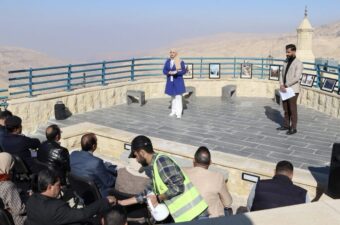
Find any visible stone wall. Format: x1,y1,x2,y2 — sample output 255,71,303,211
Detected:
299,87,340,118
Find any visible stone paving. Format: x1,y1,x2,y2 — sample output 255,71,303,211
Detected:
38,97,340,173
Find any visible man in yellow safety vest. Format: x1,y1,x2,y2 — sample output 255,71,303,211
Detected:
118,135,208,223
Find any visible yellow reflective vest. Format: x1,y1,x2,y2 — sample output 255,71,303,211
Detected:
152,154,208,223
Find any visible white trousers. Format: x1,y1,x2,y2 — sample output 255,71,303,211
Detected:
171,95,183,116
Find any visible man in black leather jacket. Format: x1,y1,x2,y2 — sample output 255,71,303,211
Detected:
37,124,70,184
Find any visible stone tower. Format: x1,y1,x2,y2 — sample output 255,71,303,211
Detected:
296,7,315,62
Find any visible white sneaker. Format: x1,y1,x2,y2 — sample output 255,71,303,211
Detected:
169,112,176,117
176,115,181,119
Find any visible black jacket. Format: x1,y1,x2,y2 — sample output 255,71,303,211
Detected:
0,125,6,151
37,140,70,176
25,193,111,225
1,133,41,170
251,174,307,211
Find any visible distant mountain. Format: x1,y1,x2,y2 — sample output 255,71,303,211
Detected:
152,21,340,62
0,47,64,88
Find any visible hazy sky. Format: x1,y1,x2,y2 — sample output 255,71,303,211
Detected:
1,0,340,61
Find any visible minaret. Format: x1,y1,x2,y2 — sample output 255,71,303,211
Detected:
296,6,315,62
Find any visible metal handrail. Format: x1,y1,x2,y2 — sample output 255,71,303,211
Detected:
3,57,339,104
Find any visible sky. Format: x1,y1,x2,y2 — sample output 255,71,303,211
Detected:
1,0,340,61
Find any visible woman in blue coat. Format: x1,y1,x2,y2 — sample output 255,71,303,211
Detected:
163,49,186,118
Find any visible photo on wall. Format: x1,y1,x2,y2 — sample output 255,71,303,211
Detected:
300,74,316,87
183,63,194,79
321,78,337,92
240,63,253,79
209,63,220,79
269,65,281,81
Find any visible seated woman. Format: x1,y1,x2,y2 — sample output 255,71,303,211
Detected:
0,152,26,225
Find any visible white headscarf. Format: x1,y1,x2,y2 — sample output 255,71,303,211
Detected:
0,152,14,174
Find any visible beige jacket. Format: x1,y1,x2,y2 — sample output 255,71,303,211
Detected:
279,58,303,93
183,167,232,217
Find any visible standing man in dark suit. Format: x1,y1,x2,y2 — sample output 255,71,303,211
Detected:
70,133,117,197
2,116,41,171
277,44,303,135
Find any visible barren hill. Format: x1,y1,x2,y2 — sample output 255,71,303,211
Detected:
153,21,340,61
0,47,64,88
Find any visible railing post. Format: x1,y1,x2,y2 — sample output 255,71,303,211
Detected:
82,73,86,88
29,68,33,97
233,57,236,78
338,66,340,91
67,64,72,91
101,61,106,85
315,63,321,88
130,58,135,81
199,57,203,78
261,58,264,79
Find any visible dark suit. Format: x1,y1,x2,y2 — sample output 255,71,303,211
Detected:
70,150,117,197
25,193,111,225
0,125,6,151
1,133,40,171
37,140,70,184
251,175,307,211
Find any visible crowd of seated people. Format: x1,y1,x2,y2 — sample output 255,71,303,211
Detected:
0,109,311,225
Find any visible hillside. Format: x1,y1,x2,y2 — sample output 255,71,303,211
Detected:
0,47,64,88
152,21,340,61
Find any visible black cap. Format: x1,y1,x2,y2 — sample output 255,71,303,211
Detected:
129,135,153,158
5,116,22,130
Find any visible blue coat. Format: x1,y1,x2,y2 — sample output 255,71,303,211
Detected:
163,59,186,96
70,150,117,197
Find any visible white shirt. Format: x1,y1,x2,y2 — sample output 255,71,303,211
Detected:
170,59,174,69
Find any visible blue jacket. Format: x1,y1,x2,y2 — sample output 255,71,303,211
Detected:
70,150,116,197
163,59,186,96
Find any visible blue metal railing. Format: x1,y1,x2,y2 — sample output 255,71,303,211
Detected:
3,57,340,103
0,88,8,109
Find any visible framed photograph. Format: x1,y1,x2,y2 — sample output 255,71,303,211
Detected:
209,63,220,79
183,63,193,79
269,65,281,81
300,74,316,87
240,63,253,79
321,78,337,92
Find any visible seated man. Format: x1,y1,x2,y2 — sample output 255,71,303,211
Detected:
247,160,310,211
0,110,13,151
101,205,127,225
37,124,70,184
184,146,233,217
2,116,40,171
25,169,116,225
70,133,117,197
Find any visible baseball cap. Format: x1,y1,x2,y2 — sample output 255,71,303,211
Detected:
129,135,153,158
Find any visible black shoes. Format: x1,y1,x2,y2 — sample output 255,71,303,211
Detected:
286,129,297,135
276,126,289,131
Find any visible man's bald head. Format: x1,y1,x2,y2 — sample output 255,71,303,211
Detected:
194,146,211,168
81,133,97,152
46,124,61,142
